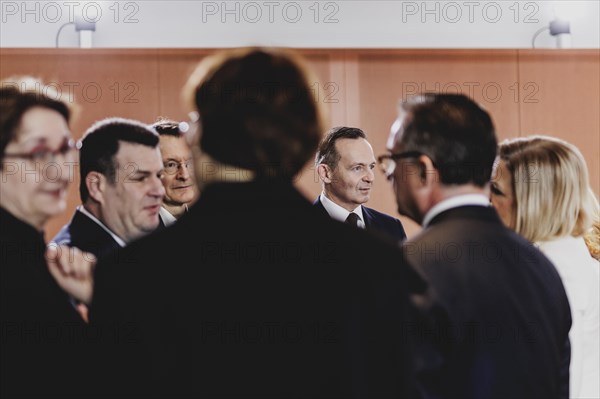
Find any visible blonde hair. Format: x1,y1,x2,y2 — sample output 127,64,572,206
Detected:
584,219,600,261
498,135,599,243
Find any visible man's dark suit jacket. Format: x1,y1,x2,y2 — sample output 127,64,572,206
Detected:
313,197,407,242
1,207,88,398
90,180,426,398
405,205,571,399
52,208,121,258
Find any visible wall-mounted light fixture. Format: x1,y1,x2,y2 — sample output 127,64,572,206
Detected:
75,16,96,48
532,18,572,48
549,19,571,48
55,17,96,48
532,2,578,49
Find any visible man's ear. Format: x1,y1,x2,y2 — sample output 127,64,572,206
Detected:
317,163,333,184
86,172,107,204
417,155,438,186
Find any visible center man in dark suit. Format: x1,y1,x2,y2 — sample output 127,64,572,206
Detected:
314,126,406,242
52,48,428,398
379,93,572,398
52,118,165,258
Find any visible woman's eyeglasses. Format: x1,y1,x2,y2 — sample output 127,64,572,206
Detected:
4,138,77,164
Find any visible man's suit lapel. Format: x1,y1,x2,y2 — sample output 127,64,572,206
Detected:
361,206,377,231
313,197,330,217
71,210,121,256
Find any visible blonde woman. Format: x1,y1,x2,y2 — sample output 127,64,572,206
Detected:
491,135,599,399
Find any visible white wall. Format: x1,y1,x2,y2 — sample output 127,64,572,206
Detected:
1,1,599,49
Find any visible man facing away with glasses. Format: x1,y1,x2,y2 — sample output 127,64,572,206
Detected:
379,93,571,398
52,117,165,258
152,118,198,228
314,126,406,242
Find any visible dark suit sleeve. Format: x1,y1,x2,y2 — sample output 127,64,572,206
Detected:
559,336,571,399
89,247,152,398
395,218,407,241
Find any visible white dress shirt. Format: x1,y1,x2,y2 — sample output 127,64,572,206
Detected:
159,207,177,227
422,194,491,227
320,193,366,229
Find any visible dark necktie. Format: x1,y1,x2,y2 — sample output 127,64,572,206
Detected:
345,212,360,227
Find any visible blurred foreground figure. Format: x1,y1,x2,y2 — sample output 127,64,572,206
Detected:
76,48,426,398
0,77,93,398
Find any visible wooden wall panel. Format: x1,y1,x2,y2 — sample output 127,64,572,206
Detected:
518,50,600,197
355,50,521,236
284,50,345,202
1,49,598,240
157,49,211,121
0,49,162,238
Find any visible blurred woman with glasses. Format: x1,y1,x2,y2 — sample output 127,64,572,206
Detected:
490,135,599,399
0,76,93,397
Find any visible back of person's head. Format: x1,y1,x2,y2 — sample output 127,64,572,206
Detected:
79,117,159,203
398,93,497,187
185,47,325,179
499,135,598,242
0,76,71,167
315,126,367,169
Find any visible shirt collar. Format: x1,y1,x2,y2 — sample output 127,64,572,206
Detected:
159,207,178,227
77,205,126,247
422,194,491,228
320,192,365,228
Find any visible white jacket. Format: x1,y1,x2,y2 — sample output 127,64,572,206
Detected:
537,236,600,399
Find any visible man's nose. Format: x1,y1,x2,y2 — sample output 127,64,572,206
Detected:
177,162,191,180
363,168,375,183
150,176,166,199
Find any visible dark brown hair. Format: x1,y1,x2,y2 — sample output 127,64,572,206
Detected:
398,93,497,187
79,117,159,203
185,48,325,179
0,76,71,167
315,126,367,169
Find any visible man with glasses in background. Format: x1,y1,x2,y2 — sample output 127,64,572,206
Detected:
152,118,197,228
